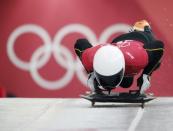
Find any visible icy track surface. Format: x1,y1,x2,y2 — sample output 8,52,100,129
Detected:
0,98,173,131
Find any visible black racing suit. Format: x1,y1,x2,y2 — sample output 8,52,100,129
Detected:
112,30,164,88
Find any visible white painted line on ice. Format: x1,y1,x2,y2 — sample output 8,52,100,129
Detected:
128,108,144,131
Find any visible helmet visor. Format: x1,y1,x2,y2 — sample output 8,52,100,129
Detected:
95,68,124,89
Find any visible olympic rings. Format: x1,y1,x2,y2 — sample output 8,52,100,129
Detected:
7,23,131,90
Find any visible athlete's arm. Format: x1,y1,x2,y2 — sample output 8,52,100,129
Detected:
142,40,164,75
137,40,164,93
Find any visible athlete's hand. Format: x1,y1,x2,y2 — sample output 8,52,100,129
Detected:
87,72,95,91
137,74,151,94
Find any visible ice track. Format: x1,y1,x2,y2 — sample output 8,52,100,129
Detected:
0,98,173,131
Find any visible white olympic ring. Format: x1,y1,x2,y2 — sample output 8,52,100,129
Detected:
7,23,131,90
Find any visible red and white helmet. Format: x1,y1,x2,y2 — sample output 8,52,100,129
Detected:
93,44,125,89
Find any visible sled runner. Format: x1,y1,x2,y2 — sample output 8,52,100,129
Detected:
81,90,155,108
